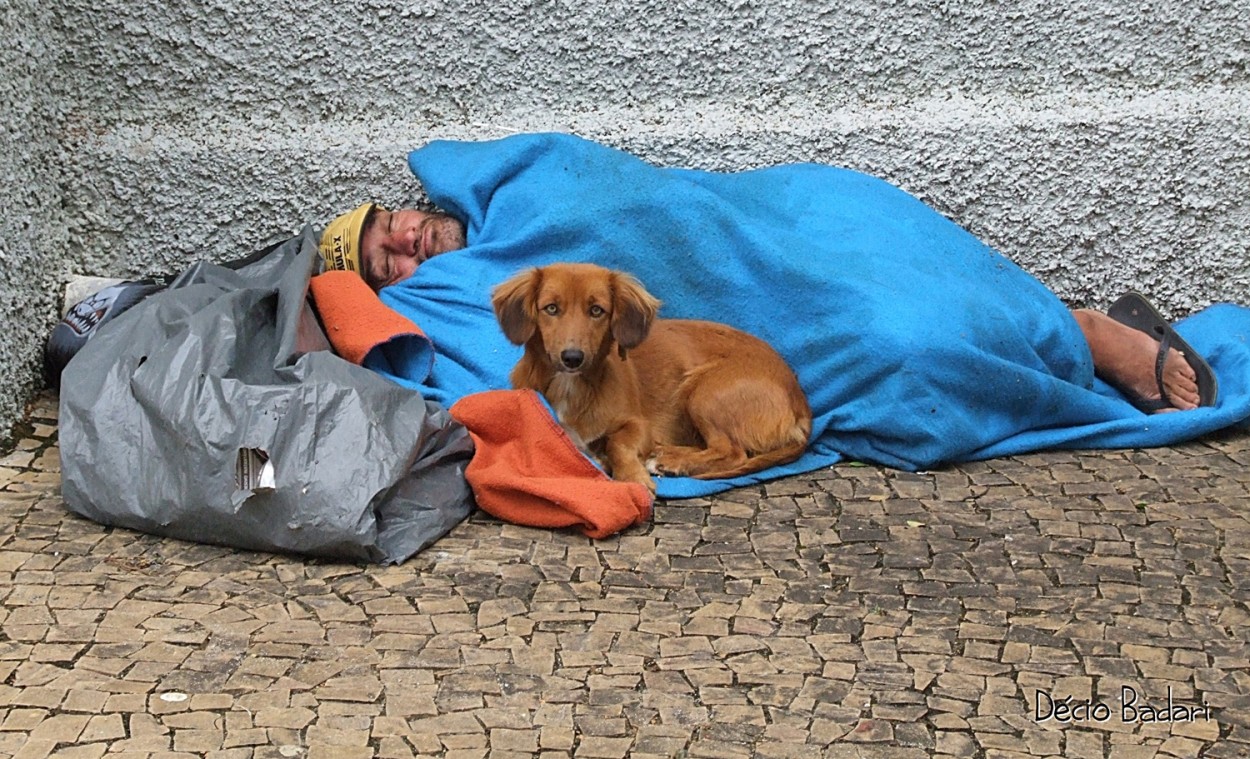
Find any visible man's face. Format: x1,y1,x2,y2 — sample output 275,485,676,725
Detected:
360,207,466,290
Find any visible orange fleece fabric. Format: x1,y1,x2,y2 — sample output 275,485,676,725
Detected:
308,270,432,368
450,389,653,539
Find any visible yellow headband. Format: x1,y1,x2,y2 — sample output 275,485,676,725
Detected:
319,202,378,274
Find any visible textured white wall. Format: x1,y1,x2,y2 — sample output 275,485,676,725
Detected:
4,0,1250,440
1,1,64,446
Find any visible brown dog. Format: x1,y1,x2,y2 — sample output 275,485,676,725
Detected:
491,262,812,492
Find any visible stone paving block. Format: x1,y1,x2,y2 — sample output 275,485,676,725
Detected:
27,712,90,743
79,713,126,742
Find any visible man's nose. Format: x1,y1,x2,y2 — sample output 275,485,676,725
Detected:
388,228,418,257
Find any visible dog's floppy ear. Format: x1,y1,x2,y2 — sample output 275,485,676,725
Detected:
492,268,541,345
610,271,660,356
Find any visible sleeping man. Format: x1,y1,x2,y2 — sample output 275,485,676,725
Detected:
315,132,1246,497
322,199,1206,414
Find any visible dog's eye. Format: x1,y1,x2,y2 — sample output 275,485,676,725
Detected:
588,305,605,317
543,303,559,315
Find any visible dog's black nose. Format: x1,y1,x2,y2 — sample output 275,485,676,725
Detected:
560,349,584,369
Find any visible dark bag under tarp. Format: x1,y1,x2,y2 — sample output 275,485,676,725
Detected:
57,227,475,564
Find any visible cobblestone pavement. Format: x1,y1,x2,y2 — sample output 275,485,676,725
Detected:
1,391,1249,758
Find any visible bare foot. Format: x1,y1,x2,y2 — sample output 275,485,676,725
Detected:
1072,309,1200,412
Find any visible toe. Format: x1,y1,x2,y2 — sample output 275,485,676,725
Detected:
1163,352,1201,409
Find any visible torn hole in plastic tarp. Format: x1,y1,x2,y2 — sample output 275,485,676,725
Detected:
233,447,277,506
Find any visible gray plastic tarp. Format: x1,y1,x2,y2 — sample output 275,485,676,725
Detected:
58,227,475,564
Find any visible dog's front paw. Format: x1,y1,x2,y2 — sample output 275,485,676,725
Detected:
631,472,658,495
616,464,656,494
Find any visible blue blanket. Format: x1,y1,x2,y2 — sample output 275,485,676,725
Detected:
372,132,1250,498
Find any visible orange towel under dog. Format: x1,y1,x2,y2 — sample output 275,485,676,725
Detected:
450,389,653,539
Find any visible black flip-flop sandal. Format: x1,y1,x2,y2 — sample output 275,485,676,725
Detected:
1106,291,1219,412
